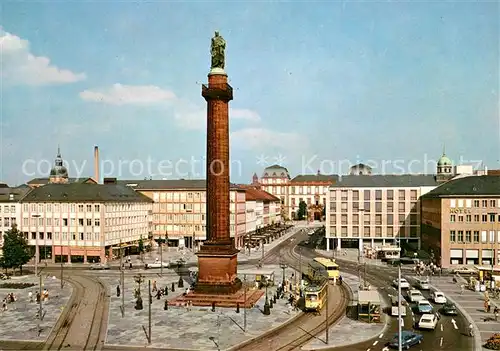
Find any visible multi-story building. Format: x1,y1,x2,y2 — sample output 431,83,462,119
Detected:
239,185,281,233
118,179,247,249
18,181,153,264
0,184,30,249
257,165,337,221
421,175,500,268
325,175,439,252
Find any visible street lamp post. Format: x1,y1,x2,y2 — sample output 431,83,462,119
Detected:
31,214,41,276
279,260,287,287
263,278,271,315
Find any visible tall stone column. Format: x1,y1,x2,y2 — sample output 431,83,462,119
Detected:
195,67,241,294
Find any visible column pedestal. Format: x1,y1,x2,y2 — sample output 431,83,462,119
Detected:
196,243,241,294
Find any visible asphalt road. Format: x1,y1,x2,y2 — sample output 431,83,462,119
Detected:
299,249,473,351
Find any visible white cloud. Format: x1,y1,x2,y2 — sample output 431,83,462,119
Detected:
230,127,307,151
231,109,261,122
0,28,86,85
79,84,176,105
173,106,261,130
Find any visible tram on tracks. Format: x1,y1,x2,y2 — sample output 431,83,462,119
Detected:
304,279,328,312
312,257,340,282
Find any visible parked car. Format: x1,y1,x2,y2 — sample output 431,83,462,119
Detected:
430,291,447,304
144,262,169,269
393,278,410,289
388,331,423,349
418,313,438,330
453,267,477,275
409,289,425,302
440,302,458,316
416,278,430,290
89,263,110,270
417,300,433,314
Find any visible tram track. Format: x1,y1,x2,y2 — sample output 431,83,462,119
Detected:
42,274,108,351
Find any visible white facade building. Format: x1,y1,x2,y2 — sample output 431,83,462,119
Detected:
0,185,29,249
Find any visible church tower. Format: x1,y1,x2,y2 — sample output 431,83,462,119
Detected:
49,146,69,184
436,146,453,183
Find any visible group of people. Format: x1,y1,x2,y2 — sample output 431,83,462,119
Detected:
2,292,18,311
414,261,441,276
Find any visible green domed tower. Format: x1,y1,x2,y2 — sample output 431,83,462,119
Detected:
437,147,454,182
49,146,69,184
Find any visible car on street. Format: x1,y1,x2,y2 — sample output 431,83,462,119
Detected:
388,331,423,349
393,278,410,289
418,313,438,330
89,263,110,270
417,300,433,314
440,302,458,315
453,266,477,275
416,278,430,290
409,289,425,302
144,262,169,269
430,291,447,304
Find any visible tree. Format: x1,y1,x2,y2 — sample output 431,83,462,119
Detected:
138,235,145,254
296,201,307,220
0,225,31,273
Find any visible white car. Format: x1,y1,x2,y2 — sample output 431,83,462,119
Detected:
409,289,425,302
418,313,438,330
431,291,447,304
393,278,410,289
416,279,430,290
144,262,169,269
453,267,477,275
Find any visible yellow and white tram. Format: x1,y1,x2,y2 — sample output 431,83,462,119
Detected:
304,280,328,312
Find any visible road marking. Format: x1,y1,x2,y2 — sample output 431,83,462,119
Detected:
379,333,383,338
366,349,370,351
440,337,443,347
440,324,443,332
451,318,458,330
373,340,378,346
382,347,389,351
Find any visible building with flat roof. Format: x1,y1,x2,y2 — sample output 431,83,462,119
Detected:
0,184,31,250
420,175,500,268
326,174,439,252
19,182,153,263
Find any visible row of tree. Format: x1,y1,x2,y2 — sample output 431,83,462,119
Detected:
295,201,326,221
0,225,31,272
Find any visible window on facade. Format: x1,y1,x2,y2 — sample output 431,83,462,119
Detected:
341,215,348,225
78,205,84,212
387,214,393,225
491,200,496,207
474,231,479,243
473,200,480,207
375,226,382,236
63,218,68,226
375,202,382,212
330,202,336,211
474,215,480,222
71,233,76,240
364,191,370,201
410,227,418,237
79,232,84,240
352,190,359,201
387,226,393,236
341,202,348,212
482,200,488,207
330,191,335,199
352,226,359,237
465,230,472,242
364,214,370,225
458,216,463,222
457,230,464,242
95,219,100,226
375,190,382,200
450,215,455,223
352,214,359,225
399,202,405,212
341,191,348,200
466,215,471,223
398,214,406,224
398,190,405,200
410,202,417,213
31,232,36,240
78,218,84,226
330,215,336,224
387,190,394,200
410,214,417,225
341,226,348,236
95,205,100,212
450,230,456,242
387,202,394,212
352,202,359,211
482,214,488,222
410,190,417,200
490,213,496,222
375,214,382,225
363,226,370,237
364,202,370,212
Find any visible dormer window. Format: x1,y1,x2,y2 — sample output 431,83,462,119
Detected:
272,172,276,176
264,173,268,177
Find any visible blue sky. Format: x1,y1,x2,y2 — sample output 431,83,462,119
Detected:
1,1,498,185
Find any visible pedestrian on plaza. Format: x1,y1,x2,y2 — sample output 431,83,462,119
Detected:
494,306,499,321
36,291,40,303
487,300,491,313
28,291,33,303
129,262,132,269
116,285,121,297
152,281,157,292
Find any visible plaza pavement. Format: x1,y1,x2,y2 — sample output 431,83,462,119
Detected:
103,263,301,350
0,275,72,341
302,273,388,350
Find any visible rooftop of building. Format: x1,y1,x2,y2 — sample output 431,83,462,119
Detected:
237,185,280,202
20,183,153,203
421,175,500,198
261,164,291,178
116,179,243,191
27,177,96,185
0,186,31,203
330,174,439,188
291,174,339,183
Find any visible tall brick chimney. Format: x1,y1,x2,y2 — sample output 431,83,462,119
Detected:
94,146,100,183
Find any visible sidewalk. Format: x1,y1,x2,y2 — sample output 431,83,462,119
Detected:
302,273,388,350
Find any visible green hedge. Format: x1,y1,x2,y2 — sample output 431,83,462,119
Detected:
0,282,35,289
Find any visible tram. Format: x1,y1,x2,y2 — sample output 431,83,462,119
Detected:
304,279,328,312
313,257,340,281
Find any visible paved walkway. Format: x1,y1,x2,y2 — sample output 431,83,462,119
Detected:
0,275,72,341
302,273,388,350
411,274,499,350
103,263,301,350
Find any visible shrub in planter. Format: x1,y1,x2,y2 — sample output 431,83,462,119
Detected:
0,282,35,289
485,333,500,350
